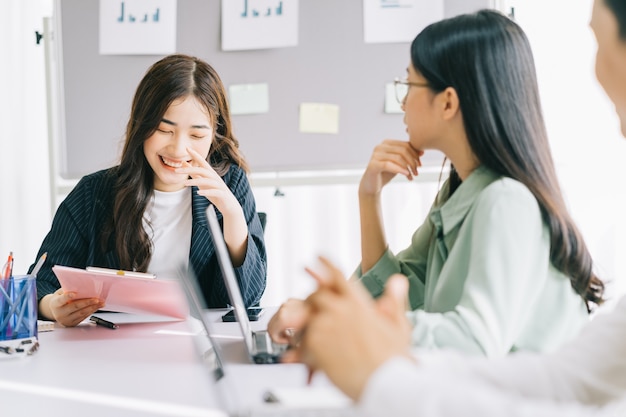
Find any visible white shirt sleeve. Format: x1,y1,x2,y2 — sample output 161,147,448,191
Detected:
357,357,626,417
414,296,626,406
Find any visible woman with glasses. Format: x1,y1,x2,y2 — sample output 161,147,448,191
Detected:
269,9,602,357
283,2,626,415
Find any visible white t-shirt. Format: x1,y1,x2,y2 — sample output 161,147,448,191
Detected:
143,187,192,279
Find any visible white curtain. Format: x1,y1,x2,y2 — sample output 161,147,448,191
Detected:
254,177,440,306
0,0,53,275
515,0,626,308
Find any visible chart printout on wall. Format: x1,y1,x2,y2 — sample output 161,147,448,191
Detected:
99,0,177,55
221,0,298,51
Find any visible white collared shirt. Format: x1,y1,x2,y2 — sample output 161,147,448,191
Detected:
358,297,626,416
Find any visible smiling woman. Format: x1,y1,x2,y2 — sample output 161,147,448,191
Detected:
27,54,268,328
143,96,214,192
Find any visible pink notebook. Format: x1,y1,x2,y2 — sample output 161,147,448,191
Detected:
52,265,188,319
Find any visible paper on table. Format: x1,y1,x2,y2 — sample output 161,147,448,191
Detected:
299,103,339,134
37,320,55,332
229,83,270,115
52,265,188,319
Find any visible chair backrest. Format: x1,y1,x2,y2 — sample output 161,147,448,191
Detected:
258,212,267,232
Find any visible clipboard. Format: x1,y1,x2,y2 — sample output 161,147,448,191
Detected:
52,265,188,319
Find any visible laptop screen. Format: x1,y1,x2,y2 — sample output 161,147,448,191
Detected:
178,263,247,415
206,204,256,354
177,241,355,415
177,263,225,382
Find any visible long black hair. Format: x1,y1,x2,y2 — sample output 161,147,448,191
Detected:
605,0,626,40
102,54,248,272
412,10,603,310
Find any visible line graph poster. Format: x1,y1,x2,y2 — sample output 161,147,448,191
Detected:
363,0,443,44
99,0,177,55
222,0,299,51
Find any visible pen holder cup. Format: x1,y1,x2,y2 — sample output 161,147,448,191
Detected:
0,275,38,341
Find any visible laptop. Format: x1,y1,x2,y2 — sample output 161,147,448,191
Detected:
177,257,355,417
206,204,288,364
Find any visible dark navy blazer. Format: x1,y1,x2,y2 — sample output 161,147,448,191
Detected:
30,164,267,308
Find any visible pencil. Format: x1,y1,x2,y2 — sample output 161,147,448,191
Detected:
31,252,47,277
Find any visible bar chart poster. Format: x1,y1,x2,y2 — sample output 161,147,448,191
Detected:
363,0,443,44
222,0,299,51
99,0,177,55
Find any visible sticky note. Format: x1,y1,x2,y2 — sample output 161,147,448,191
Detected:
384,83,403,114
299,103,340,134
228,83,270,115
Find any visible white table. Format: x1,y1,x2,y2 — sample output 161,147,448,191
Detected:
0,311,225,416
0,309,347,416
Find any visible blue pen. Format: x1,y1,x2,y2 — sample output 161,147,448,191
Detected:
7,253,48,336
14,277,37,337
0,281,27,332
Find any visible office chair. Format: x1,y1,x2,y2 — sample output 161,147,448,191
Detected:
258,212,267,232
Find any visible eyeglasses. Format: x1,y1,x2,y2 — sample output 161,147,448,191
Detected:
393,77,430,104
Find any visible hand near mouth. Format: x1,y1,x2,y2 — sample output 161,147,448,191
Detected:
176,147,249,266
175,148,237,213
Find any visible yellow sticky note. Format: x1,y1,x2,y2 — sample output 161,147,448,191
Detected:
299,103,340,134
229,83,270,115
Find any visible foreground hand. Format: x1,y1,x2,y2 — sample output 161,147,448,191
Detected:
282,257,413,400
267,298,310,344
41,289,104,327
359,139,423,196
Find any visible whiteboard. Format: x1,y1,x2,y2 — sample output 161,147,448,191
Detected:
53,0,493,179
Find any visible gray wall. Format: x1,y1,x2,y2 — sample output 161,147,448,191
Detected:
55,0,492,179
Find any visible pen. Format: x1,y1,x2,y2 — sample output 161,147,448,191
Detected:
90,315,119,330
2,252,13,279
31,252,47,277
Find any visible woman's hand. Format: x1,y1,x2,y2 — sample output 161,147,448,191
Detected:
267,298,310,344
359,139,423,197
176,147,249,266
282,257,413,401
358,140,423,271
177,147,243,219
39,289,104,327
